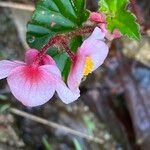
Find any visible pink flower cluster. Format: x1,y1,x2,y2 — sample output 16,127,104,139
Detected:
90,12,122,40
0,27,109,107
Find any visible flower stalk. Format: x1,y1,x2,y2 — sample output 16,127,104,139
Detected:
61,41,76,62
33,26,94,64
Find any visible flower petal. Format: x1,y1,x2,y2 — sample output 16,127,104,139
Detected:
90,27,105,40
78,27,105,56
0,60,25,79
41,65,80,104
67,55,85,91
56,78,80,104
90,40,109,70
81,27,105,48
78,36,109,71
7,65,55,107
40,65,61,77
79,39,106,55
98,23,108,34
25,49,55,65
25,49,38,65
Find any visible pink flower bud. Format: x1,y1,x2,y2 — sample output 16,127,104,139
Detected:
90,12,105,23
112,29,122,39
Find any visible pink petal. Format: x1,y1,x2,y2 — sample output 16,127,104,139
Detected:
43,55,56,65
78,28,109,70
79,28,105,56
41,65,80,103
25,49,38,65
67,55,85,91
0,60,25,79
55,78,80,104
7,65,55,107
40,65,61,77
25,49,55,65
87,40,109,70
79,38,108,59
90,27,105,40
98,23,108,34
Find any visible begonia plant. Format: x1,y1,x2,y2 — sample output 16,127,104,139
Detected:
0,0,141,107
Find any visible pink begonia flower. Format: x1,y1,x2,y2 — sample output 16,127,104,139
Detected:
67,27,109,91
0,49,79,107
90,12,122,40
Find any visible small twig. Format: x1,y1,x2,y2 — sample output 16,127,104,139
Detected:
0,2,34,11
10,108,104,145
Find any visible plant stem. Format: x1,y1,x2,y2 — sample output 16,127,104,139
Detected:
34,26,94,64
40,26,94,55
67,26,94,38
33,35,63,65
61,41,76,62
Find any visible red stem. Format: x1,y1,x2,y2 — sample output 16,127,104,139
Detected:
33,35,63,65
33,26,94,65
61,42,76,62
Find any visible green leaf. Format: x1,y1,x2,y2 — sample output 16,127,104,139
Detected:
83,115,95,135
27,0,89,49
27,0,89,78
99,0,141,40
42,137,52,150
100,0,129,14
73,138,82,150
107,11,140,40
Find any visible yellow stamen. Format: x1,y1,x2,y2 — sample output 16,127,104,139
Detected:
83,57,93,76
